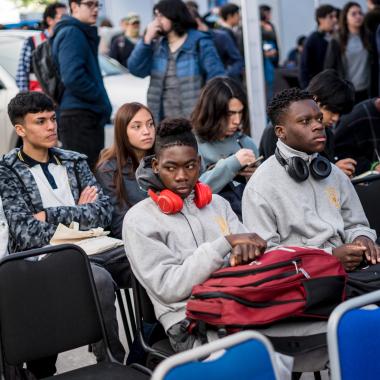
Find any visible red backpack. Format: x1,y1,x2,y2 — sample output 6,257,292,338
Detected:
186,246,346,331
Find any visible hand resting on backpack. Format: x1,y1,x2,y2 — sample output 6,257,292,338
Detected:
226,233,267,267
332,236,380,271
353,236,380,265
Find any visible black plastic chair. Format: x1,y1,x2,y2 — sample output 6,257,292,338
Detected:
131,276,175,369
353,174,380,242
0,244,151,379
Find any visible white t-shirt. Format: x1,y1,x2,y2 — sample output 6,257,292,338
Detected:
29,163,75,208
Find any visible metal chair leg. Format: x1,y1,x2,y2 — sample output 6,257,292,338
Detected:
123,288,137,336
116,288,133,349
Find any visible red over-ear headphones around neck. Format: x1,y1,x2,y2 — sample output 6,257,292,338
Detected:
148,182,212,214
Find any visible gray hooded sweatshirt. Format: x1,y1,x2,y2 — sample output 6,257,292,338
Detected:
242,140,377,250
122,159,247,331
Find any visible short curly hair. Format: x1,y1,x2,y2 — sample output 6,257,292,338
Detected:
267,88,313,126
154,118,198,155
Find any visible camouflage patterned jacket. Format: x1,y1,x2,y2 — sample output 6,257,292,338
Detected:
0,148,112,253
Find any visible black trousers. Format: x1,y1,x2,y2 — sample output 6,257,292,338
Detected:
58,109,105,170
27,355,57,379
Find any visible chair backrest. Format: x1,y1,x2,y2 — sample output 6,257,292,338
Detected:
132,275,159,328
328,289,380,380
151,330,280,380
0,244,107,366
353,175,380,236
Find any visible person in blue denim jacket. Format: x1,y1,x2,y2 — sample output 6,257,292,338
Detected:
127,0,225,123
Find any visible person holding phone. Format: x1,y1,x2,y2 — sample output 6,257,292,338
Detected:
191,77,258,219
127,0,224,123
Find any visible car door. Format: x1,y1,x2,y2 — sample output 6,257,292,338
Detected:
0,65,18,155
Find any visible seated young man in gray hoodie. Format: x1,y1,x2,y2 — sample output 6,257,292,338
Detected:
122,118,266,352
242,88,379,272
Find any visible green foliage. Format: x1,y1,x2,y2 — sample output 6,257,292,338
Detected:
11,0,56,7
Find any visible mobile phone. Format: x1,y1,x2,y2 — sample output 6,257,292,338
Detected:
246,155,264,169
263,43,273,52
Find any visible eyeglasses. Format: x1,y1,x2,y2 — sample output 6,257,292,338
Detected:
80,1,102,9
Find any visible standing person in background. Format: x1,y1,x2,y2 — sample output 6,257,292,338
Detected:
187,6,244,81
218,3,242,51
110,14,141,67
128,0,224,123
191,77,258,220
95,103,155,239
260,4,279,67
260,4,280,102
365,0,380,31
284,36,306,68
325,2,371,104
98,18,116,55
16,2,67,92
52,0,112,170
365,0,380,96
300,4,337,89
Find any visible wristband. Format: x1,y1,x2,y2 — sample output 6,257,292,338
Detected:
370,161,380,171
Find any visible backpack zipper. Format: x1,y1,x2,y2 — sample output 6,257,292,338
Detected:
211,258,302,278
239,269,299,287
192,292,303,307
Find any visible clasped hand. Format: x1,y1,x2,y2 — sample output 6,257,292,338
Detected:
225,233,267,267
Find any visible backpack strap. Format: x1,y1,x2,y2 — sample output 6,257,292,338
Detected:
196,321,208,345
268,333,327,355
31,32,47,50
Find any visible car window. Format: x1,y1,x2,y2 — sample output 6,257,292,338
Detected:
98,55,127,77
0,36,26,78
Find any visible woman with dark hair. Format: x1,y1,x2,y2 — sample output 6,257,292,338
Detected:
324,2,371,103
95,102,155,239
192,77,258,219
127,0,224,123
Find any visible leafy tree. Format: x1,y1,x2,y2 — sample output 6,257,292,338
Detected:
11,0,55,7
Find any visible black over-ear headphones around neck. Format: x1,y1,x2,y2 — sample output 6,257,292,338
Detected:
275,148,332,182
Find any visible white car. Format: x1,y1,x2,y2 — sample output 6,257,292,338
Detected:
0,29,149,155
